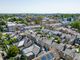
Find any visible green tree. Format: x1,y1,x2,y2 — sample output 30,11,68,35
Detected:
7,46,19,57
9,37,17,44
3,40,10,45
0,26,4,32
55,36,61,44
70,21,80,32
20,54,27,60
3,33,10,40
76,46,80,53
79,46,80,53
0,21,6,25
0,32,2,40
34,20,41,24
8,57,15,60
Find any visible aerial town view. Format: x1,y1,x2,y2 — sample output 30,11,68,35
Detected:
0,0,80,60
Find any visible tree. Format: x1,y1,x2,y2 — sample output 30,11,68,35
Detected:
70,21,80,32
0,32,2,40
0,21,6,25
76,46,80,53
3,40,10,45
9,37,17,44
2,33,10,40
79,46,80,53
55,36,61,44
20,54,27,60
0,26,4,32
34,20,41,24
8,57,15,60
7,46,19,57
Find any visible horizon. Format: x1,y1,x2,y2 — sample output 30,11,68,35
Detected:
0,12,80,15
1,12,80,14
0,0,80,13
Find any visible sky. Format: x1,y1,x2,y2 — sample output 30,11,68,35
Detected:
0,0,80,13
